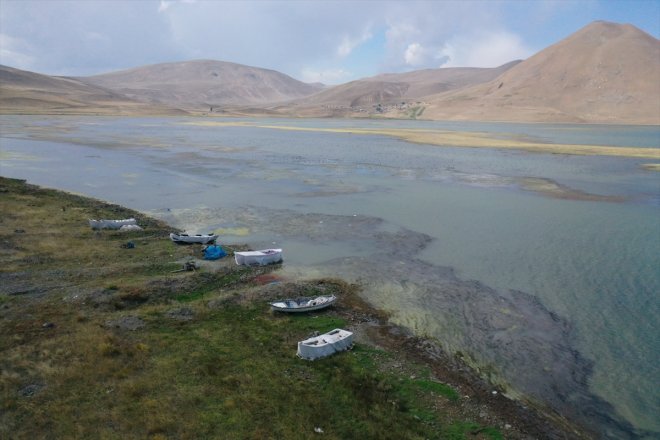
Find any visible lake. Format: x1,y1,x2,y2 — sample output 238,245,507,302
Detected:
1,115,658,438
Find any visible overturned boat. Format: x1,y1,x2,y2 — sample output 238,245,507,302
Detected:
169,232,218,244
297,328,353,360
234,249,282,266
89,218,137,230
270,295,336,313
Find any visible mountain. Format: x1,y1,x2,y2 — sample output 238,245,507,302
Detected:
1,21,657,123
422,21,660,124
0,64,184,115
80,60,324,110
283,61,520,110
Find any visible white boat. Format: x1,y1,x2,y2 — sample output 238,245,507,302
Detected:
89,218,137,230
270,295,336,313
297,328,353,360
234,249,282,266
119,224,143,231
169,232,218,244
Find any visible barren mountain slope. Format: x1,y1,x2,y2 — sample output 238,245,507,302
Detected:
423,21,660,124
81,60,324,109
278,61,520,110
0,65,183,115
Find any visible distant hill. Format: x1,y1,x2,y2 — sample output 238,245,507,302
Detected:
1,21,657,123
0,65,183,116
80,60,325,110
422,21,660,124
278,61,520,113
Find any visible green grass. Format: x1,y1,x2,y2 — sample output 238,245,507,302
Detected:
0,177,504,440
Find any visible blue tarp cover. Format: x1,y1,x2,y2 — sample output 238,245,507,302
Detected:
204,245,226,260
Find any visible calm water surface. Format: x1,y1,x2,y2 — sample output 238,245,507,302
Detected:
1,116,658,438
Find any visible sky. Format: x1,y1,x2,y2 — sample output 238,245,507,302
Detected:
1,0,659,84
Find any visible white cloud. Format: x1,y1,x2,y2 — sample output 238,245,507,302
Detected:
300,68,352,84
439,30,533,67
158,1,172,13
337,28,373,57
404,42,428,66
0,34,35,70
0,1,558,79
159,0,196,14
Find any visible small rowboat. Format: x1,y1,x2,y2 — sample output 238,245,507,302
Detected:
169,232,218,244
297,328,353,360
270,295,336,313
234,249,282,266
89,218,137,230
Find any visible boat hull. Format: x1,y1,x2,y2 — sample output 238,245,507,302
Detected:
169,233,218,244
297,328,353,360
270,295,336,313
234,249,282,266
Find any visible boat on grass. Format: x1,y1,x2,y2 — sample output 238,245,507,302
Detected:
89,218,137,230
270,295,336,313
297,328,353,360
169,232,218,244
234,249,282,266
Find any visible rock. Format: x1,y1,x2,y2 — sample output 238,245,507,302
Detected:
104,315,145,331
18,383,44,397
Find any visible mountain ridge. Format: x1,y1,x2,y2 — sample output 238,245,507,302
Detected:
1,21,658,124
79,59,324,109
421,21,660,124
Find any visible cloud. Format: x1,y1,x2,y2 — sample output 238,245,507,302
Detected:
439,30,533,67
0,34,35,70
337,28,373,57
159,0,196,13
0,0,600,80
403,42,427,66
158,1,171,13
300,68,351,84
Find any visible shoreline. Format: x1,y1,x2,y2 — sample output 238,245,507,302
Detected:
0,176,595,439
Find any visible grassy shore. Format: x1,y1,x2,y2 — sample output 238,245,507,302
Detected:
0,177,590,439
183,121,660,160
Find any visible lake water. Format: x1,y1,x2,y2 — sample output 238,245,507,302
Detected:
1,115,658,438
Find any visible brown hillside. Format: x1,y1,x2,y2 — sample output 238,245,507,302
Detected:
81,60,324,110
277,62,520,113
424,21,660,124
0,65,184,116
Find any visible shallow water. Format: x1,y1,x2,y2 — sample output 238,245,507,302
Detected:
1,115,658,437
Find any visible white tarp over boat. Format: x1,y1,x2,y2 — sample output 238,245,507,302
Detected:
89,218,137,230
297,328,353,360
234,249,282,266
